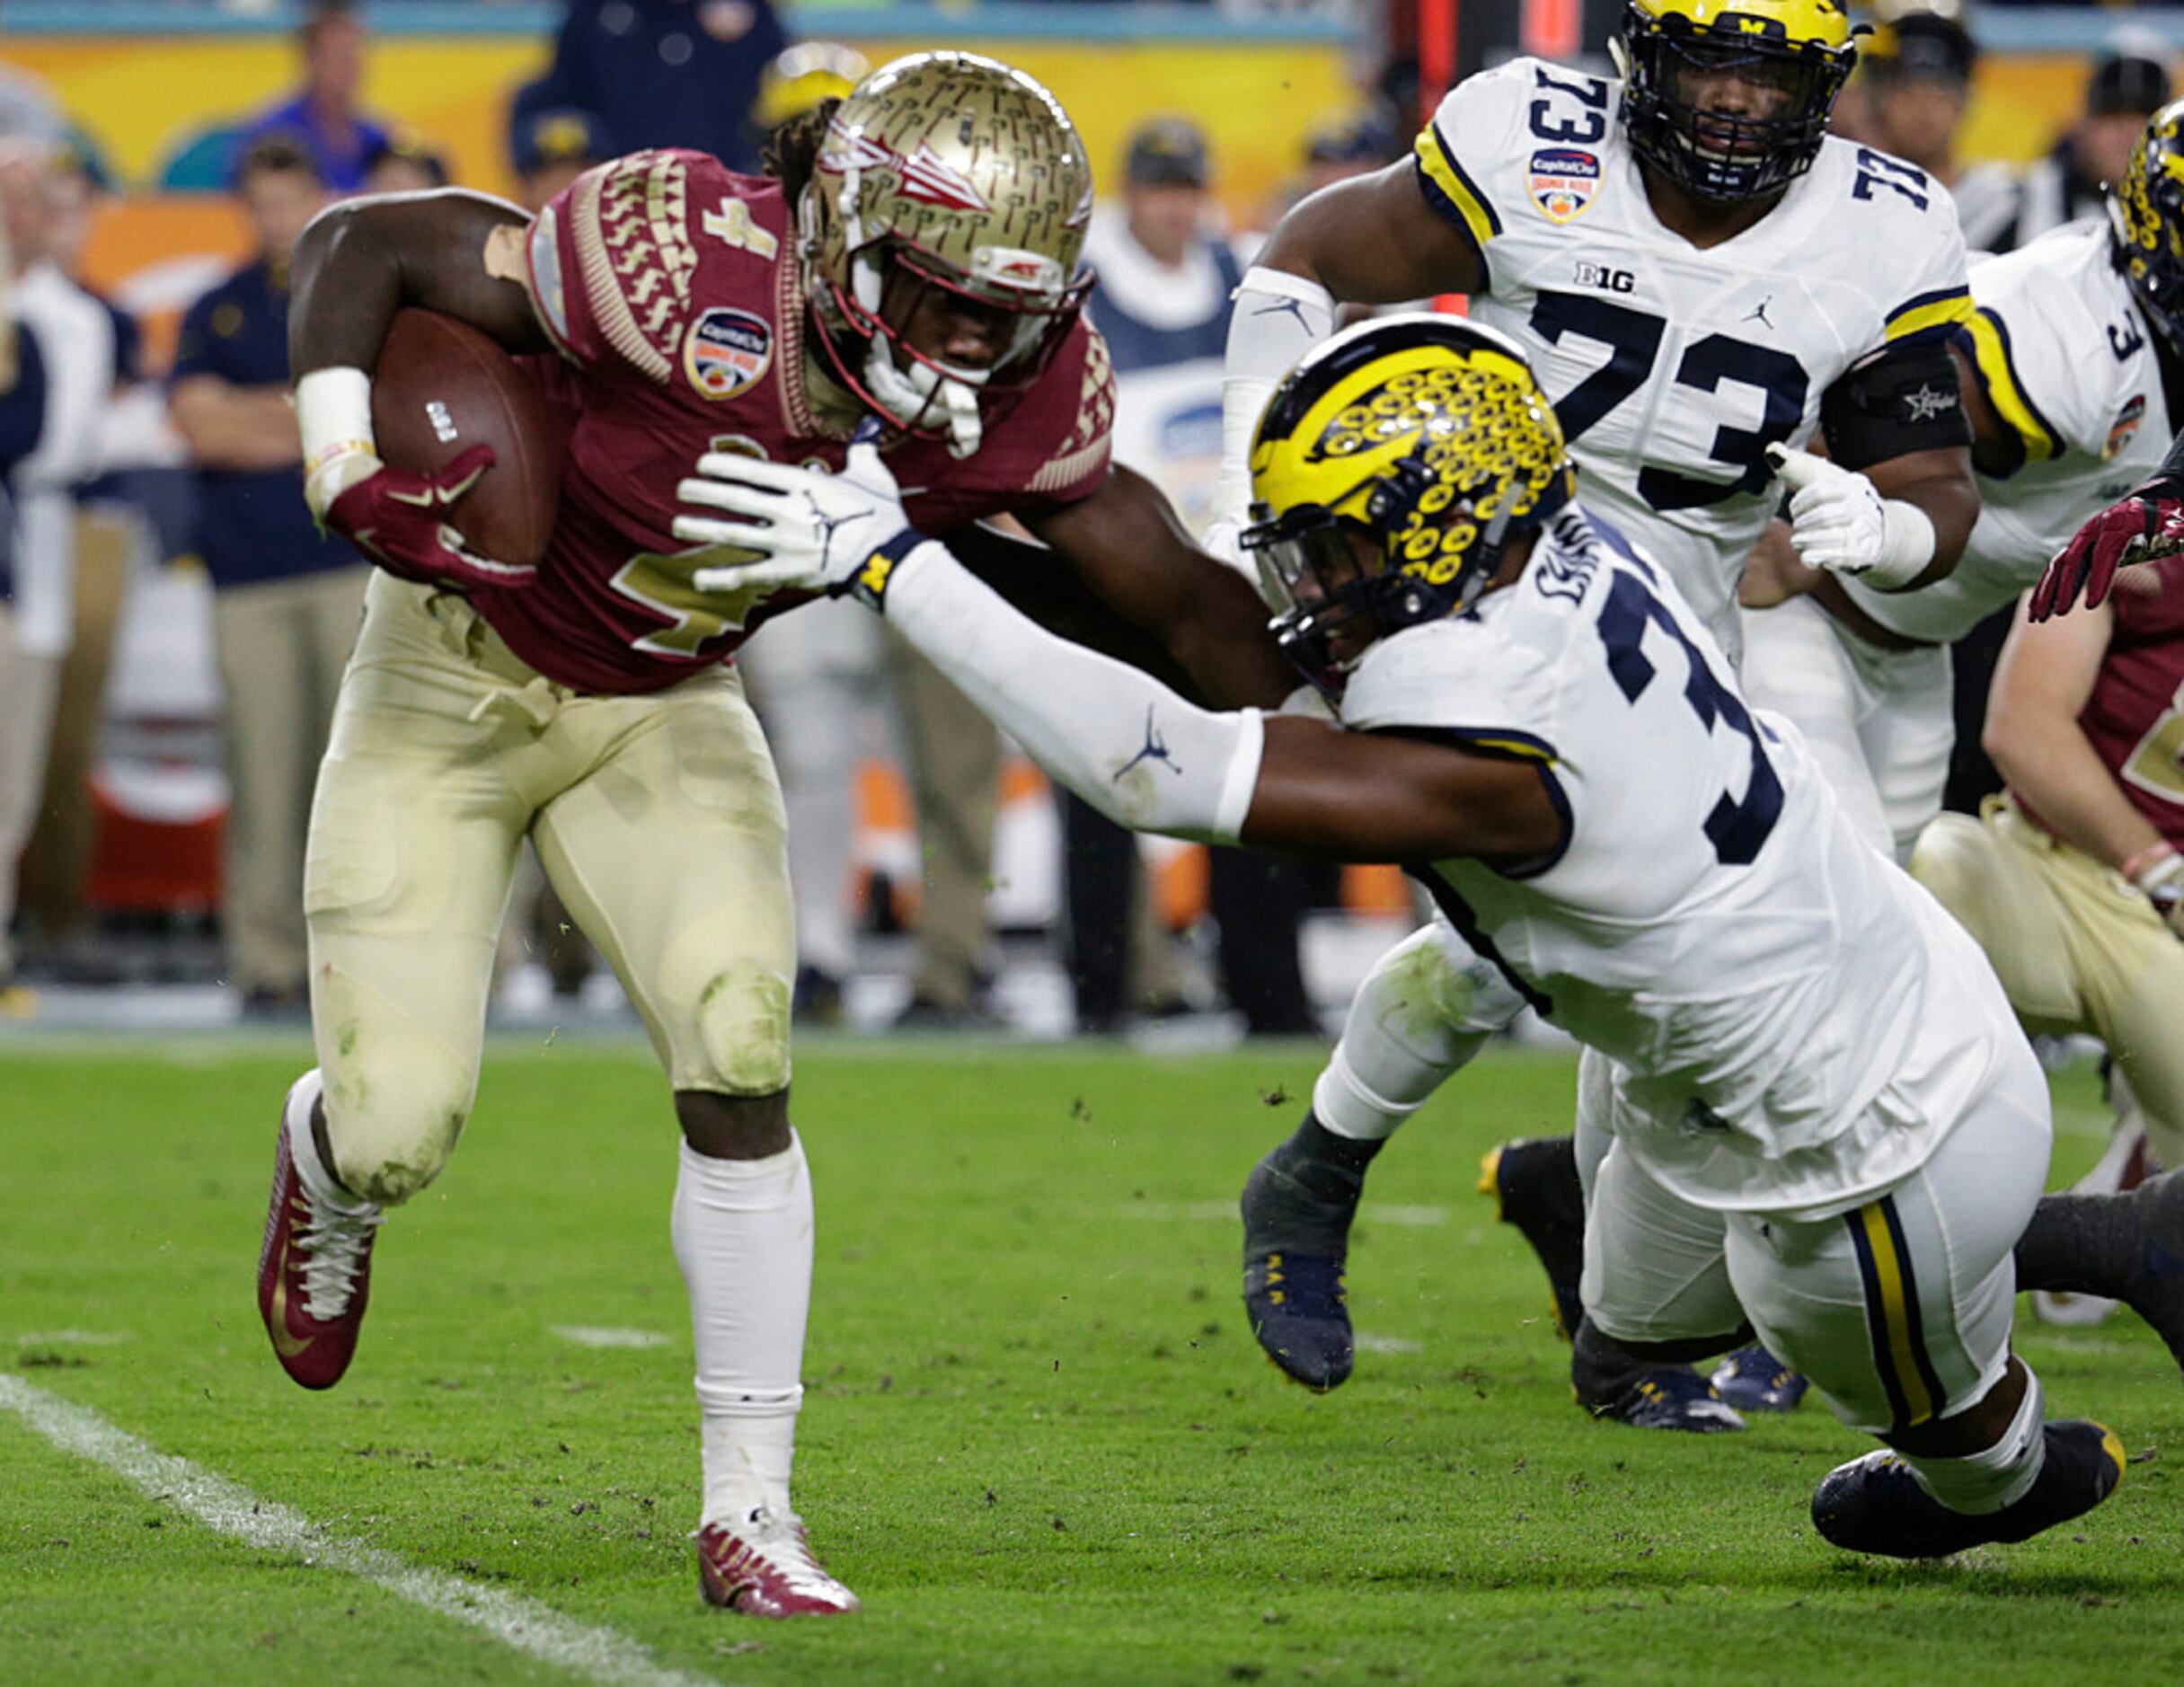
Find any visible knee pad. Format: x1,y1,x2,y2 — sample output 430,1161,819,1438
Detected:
692,958,793,1096
319,1030,476,1206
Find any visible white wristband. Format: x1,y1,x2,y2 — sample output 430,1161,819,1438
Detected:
1218,266,1340,524
296,366,379,520
1865,499,1938,590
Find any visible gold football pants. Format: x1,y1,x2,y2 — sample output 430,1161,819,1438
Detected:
305,573,793,1205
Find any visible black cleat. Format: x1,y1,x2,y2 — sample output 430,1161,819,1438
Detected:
1478,1136,1585,1337
1588,1365,1746,1433
1711,1345,1809,1413
1240,1118,1375,1391
1811,1420,2125,1558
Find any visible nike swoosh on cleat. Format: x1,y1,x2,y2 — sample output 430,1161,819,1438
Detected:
267,1243,312,1359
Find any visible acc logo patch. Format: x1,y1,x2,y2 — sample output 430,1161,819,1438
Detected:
683,306,774,401
2107,393,2148,459
1528,149,1601,224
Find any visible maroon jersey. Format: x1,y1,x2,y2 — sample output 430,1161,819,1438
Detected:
2020,552,2184,851
478,148,1116,693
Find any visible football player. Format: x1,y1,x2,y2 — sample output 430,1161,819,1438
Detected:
261,52,1291,1616
682,314,2184,1559
1216,0,1979,1422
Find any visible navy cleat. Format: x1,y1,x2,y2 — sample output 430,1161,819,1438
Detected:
1587,1365,1746,1433
1242,1249,1351,1391
1240,1114,1380,1391
1478,1136,1584,1337
1812,1420,2125,1558
1711,1345,1809,1413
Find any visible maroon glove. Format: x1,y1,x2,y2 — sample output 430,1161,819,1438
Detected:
323,445,537,591
2029,475,2184,622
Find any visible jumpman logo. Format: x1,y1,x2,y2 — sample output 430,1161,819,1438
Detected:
1252,296,1314,331
1744,296,1774,330
1115,705,1181,780
814,508,856,563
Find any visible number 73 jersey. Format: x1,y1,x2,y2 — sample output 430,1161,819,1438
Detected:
1413,57,1972,654
1339,508,2013,1214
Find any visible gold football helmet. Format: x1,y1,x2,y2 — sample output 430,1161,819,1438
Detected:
799,51,1095,440
1243,314,1575,692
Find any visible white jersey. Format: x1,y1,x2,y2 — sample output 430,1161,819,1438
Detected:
1415,57,1971,656
1845,219,2176,646
1339,507,2015,1215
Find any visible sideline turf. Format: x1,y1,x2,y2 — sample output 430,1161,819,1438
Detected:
2,1043,2178,1685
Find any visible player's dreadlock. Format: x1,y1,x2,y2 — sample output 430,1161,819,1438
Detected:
762,97,840,204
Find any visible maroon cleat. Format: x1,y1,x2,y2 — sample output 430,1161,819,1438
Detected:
256,1069,383,1390
696,1507,861,1617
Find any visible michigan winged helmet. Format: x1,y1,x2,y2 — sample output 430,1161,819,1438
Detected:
799,51,1096,450
2109,98,2184,355
1614,0,1861,203
1242,315,1576,693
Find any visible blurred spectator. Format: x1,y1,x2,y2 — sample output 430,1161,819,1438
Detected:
0,173,50,1010
1074,118,1317,1037
1258,111,1396,238
360,130,452,196
15,137,167,979
508,98,611,213
525,0,790,174
236,0,393,194
168,137,367,1017
1861,8,2020,252
753,40,869,134
2004,40,2172,250
1,141,113,1011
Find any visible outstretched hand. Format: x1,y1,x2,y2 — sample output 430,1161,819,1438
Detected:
676,442,923,609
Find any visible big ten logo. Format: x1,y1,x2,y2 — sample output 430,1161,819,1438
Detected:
1573,261,1635,295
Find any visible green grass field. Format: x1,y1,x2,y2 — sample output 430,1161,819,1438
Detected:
3,1038,2180,1685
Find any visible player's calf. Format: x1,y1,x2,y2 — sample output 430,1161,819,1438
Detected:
2014,1168,2184,1371
1241,1111,1382,1391
1478,1135,1585,1337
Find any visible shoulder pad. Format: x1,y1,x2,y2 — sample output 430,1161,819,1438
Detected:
559,149,717,383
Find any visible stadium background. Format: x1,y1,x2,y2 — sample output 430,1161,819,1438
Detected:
3,0,2177,1024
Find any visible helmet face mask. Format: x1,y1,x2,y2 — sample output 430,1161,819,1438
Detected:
800,51,1096,443
1616,0,1857,204
1242,315,1575,697
2109,99,2184,358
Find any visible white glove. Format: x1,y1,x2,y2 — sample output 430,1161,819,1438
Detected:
1765,442,1935,589
677,441,930,609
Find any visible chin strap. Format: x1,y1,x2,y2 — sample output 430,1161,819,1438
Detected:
862,344,986,459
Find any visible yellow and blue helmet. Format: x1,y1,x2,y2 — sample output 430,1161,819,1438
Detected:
1614,0,1859,203
1242,314,1575,692
2109,98,2184,355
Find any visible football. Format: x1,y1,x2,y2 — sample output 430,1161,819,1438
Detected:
371,307,563,566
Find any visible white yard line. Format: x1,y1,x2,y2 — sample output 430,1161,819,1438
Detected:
1118,1200,1447,1225
0,1374,715,1687
551,1326,674,1350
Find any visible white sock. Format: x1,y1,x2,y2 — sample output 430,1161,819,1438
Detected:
1312,926,1502,1141
673,1133,813,1527
1900,1368,2047,1515
287,1068,375,1214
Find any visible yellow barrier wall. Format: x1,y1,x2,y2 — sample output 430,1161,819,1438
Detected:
3,36,1358,214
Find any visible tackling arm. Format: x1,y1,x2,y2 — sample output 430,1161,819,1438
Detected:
876,539,1558,862
1027,464,1299,710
